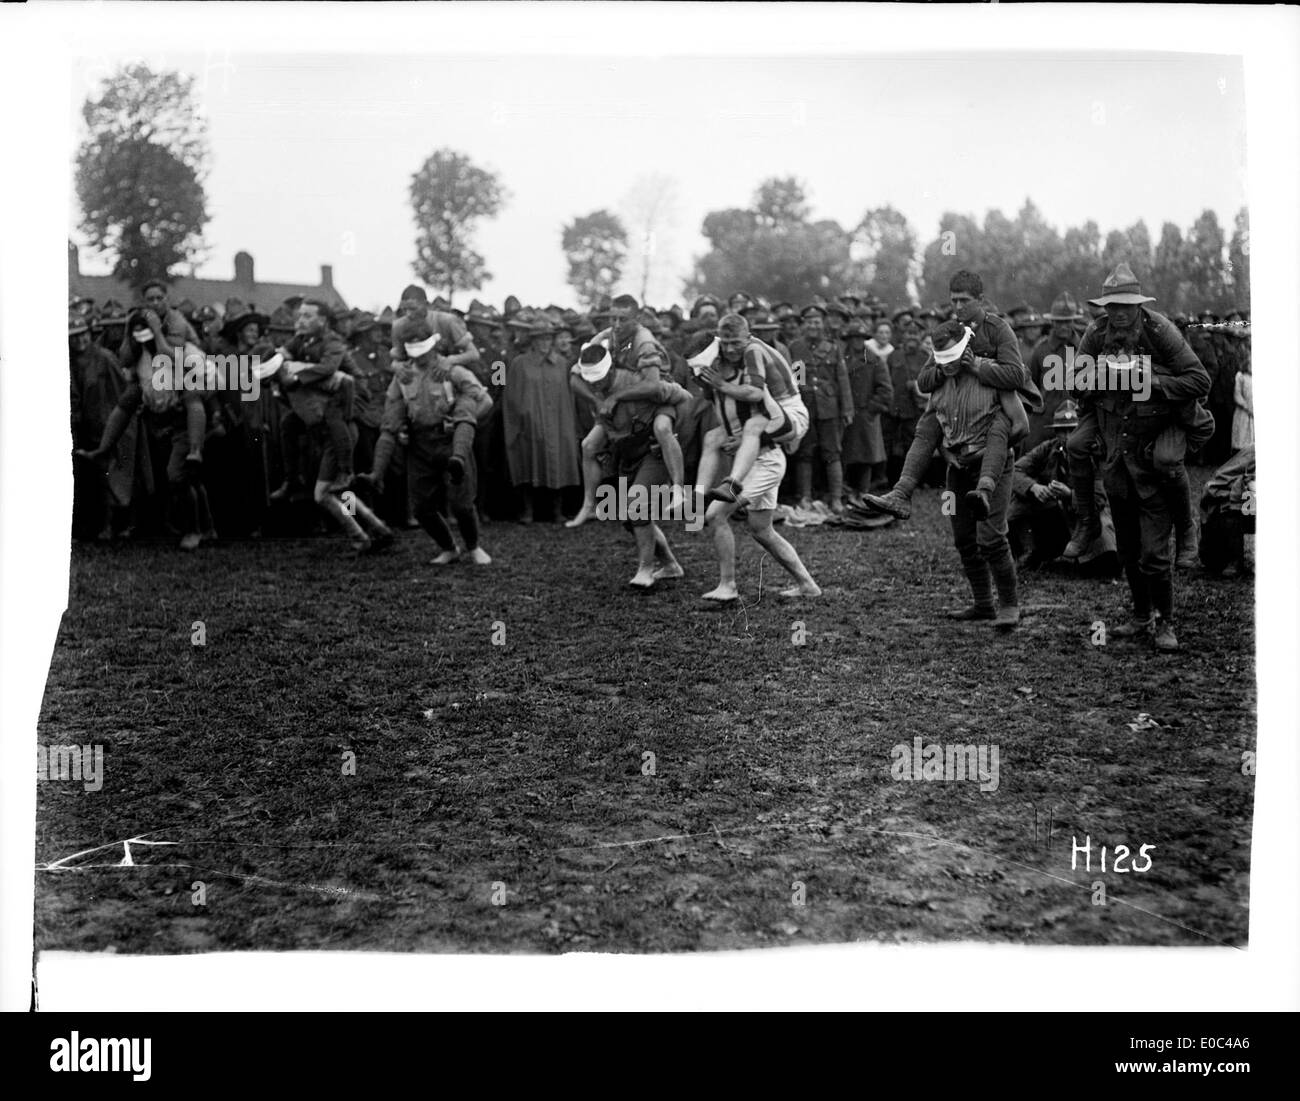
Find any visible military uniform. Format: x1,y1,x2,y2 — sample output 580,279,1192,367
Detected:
1072,305,1209,630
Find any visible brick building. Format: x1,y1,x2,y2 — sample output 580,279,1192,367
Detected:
67,243,349,313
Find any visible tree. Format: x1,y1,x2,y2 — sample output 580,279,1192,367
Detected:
685,179,855,305
619,173,681,305
562,210,628,309
409,149,507,305
917,212,982,305
1227,207,1250,311
75,64,211,290
1185,209,1229,312
850,205,919,307
1101,220,1153,284
753,177,810,229
1150,222,1190,311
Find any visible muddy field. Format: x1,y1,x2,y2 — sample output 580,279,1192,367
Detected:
34,477,1255,952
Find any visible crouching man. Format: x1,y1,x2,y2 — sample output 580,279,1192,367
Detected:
360,318,492,564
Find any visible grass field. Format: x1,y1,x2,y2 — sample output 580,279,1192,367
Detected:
34,478,1255,952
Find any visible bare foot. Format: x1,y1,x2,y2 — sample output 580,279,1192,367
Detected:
564,503,596,529
701,584,739,602
778,583,822,599
651,563,684,581
628,570,657,589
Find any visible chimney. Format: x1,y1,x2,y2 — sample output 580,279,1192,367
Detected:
234,250,254,287
320,264,334,289
68,240,80,278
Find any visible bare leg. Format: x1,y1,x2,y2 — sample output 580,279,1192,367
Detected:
566,424,606,528
702,499,740,600
695,426,725,498
629,524,660,587
748,510,821,596
651,525,684,579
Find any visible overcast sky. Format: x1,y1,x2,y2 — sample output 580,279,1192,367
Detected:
71,51,1247,312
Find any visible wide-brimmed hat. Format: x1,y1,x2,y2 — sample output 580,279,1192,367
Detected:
68,311,90,337
98,299,127,328
221,303,270,342
844,319,871,339
748,310,780,333
1088,262,1155,307
376,306,396,329
467,299,501,327
268,304,296,332
890,307,914,327
351,310,376,334
1045,293,1083,321
1052,400,1080,431
1012,310,1045,331
508,308,555,337
800,304,827,320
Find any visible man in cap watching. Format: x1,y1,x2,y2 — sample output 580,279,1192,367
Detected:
1065,263,1210,650
1027,293,1084,449
789,304,854,514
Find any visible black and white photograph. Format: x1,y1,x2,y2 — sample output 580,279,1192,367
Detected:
2,2,1297,1020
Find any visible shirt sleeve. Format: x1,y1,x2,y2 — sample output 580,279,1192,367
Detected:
293,333,346,385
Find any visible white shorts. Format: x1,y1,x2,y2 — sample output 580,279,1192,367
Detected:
738,446,787,512
762,391,810,453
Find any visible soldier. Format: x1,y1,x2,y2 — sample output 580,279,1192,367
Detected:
567,295,686,528
788,304,853,513
841,319,894,501
1066,264,1211,651
884,323,930,485
120,280,199,364
358,315,491,560
1013,310,1045,368
391,284,481,377
774,302,800,349
95,299,128,354
268,299,357,501
899,321,1031,629
503,310,581,523
1008,400,1116,571
76,309,220,550
1026,293,1085,449
70,311,131,540
865,270,1039,523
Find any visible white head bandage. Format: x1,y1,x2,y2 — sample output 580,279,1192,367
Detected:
931,326,974,365
404,333,438,359
577,342,612,383
687,337,720,377
131,327,153,343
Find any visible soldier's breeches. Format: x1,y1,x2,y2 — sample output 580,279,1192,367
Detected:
897,409,942,492
949,455,1016,606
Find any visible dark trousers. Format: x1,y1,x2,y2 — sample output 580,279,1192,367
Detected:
1106,460,1176,620
948,453,1018,610
409,428,479,551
